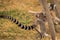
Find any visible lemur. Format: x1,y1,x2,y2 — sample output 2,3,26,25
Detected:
27,3,60,39
29,10,49,38
0,15,37,30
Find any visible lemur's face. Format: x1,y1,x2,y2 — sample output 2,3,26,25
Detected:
36,13,46,18
36,13,40,18
36,13,47,22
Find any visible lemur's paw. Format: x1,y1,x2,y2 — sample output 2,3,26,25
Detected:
54,18,60,25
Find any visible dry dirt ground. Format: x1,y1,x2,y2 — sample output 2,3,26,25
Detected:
0,0,60,40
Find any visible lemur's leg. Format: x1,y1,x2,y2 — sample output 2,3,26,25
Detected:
35,28,43,39
38,20,47,36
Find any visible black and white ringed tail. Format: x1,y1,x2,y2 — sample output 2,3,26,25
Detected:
48,3,56,11
0,15,36,30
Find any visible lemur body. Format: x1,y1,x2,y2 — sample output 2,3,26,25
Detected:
0,15,36,30
29,10,49,37
29,8,60,38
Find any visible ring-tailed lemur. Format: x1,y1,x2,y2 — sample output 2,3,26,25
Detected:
29,10,49,37
0,15,36,30
36,12,49,37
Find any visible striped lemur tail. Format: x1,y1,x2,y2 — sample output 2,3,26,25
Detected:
0,15,36,30
48,3,56,11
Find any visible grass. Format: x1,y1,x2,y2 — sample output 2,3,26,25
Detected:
0,0,60,40
0,4,5,7
0,9,38,40
0,9,33,25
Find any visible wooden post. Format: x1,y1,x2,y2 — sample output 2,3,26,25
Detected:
39,0,56,40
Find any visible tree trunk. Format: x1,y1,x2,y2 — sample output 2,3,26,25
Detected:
39,0,56,40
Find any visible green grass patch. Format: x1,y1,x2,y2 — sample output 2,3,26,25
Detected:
0,4,5,7
47,0,53,3
0,9,33,25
